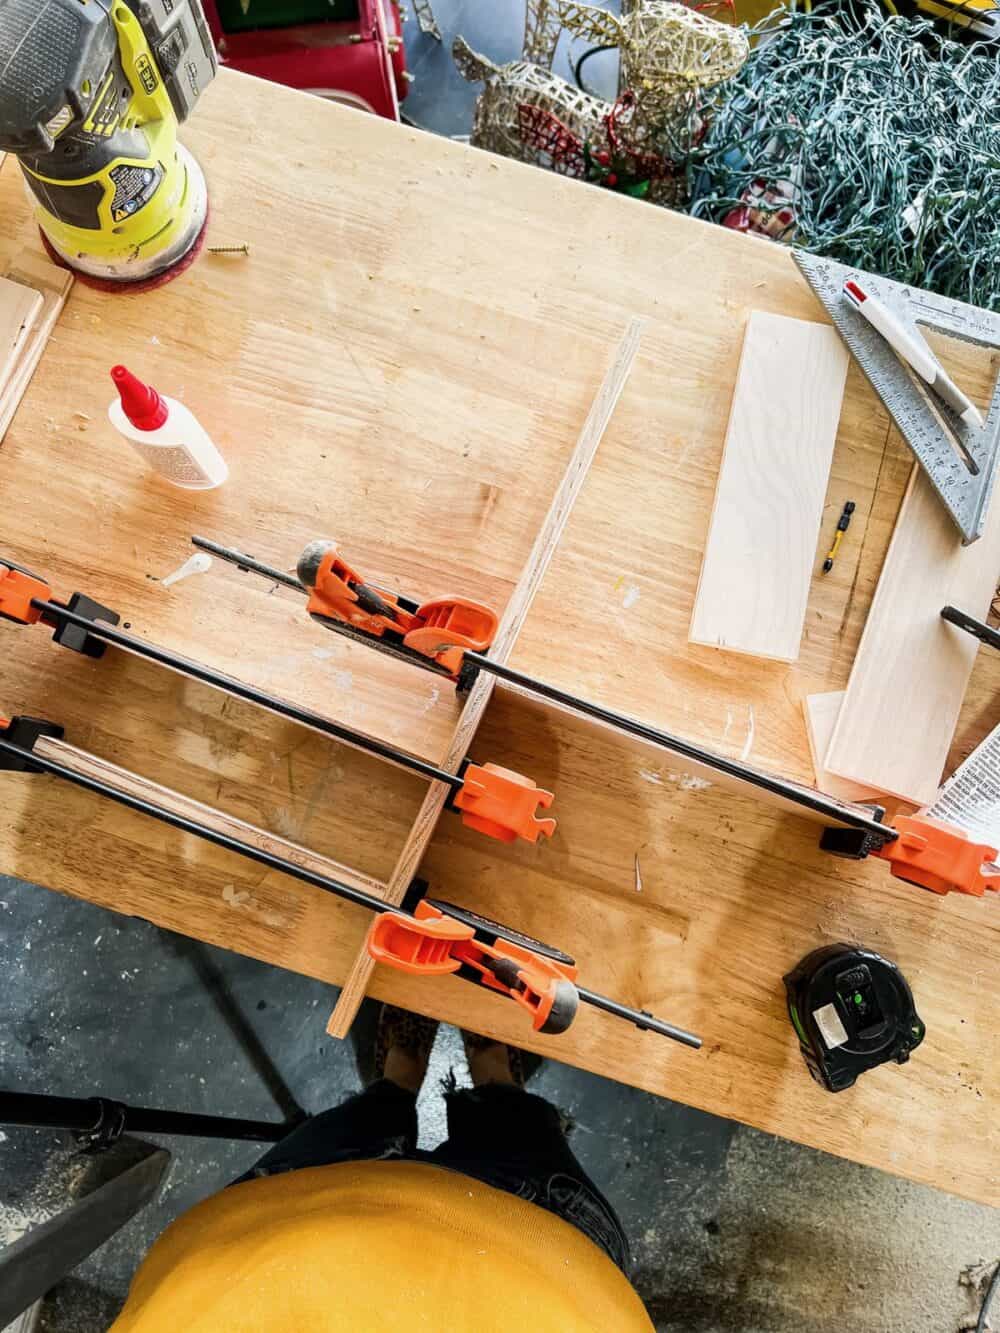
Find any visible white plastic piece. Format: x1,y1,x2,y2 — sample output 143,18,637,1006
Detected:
160,552,213,589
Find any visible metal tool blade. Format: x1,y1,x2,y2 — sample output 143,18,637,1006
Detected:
793,251,1000,543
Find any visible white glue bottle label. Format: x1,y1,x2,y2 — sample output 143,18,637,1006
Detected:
108,365,228,490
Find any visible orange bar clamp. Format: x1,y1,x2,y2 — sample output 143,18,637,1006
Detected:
297,540,498,679
872,814,999,898
366,900,580,1035
1,558,557,847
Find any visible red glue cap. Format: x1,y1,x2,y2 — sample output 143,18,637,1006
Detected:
111,364,168,431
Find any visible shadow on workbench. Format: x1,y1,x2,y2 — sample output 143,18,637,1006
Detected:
1,875,997,1333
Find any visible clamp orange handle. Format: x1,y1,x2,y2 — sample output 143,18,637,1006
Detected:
300,542,420,638
454,763,556,844
368,902,474,974
874,814,999,897
403,597,499,676
0,564,50,626
365,900,579,1034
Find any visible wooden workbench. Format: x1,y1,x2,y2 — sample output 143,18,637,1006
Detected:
1,70,997,1208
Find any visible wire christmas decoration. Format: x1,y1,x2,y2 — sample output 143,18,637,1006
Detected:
689,2,1000,308
453,0,749,207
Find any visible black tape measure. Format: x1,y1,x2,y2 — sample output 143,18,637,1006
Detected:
784,944,925,1092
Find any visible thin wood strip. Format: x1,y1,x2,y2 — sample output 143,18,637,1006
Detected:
34,735,387,900
825,461,1000,804
802,691,882,804
325,317,647,1037
0,254,73,444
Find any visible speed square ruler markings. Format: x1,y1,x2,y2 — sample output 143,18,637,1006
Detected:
794,251,1000,544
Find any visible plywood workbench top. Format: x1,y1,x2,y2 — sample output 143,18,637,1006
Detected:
0,70,997,1207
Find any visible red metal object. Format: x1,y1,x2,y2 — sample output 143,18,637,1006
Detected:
874,814,1000,897
201,0,408,121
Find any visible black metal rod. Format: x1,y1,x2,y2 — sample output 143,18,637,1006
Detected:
193,534,403,604
191,536,305,593
941,604,1000,652
29,598,462,793
576,988,701,1050
462,653,895,843
0,736,698,1048
0,736,398,916
0,1143,169,1325
194,535,451,679
0,1091,288,1143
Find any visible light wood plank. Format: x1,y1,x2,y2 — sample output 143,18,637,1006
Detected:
0,276,42,400
325,317,646,1037
826,463,1000,804
802,691,883,804
0,254,73,443
34,735,388,900
689,312,849,662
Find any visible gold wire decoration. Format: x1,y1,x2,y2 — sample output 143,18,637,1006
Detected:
453,1,748,207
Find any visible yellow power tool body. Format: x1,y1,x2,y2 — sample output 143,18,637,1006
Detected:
0,0,217,284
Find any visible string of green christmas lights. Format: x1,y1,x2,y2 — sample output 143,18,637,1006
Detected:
688,3,1000,307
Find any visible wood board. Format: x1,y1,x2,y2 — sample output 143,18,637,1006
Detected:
802,691,884,805
825,460,1000,805
0,70,998,1207
325,317,647,1036
0,276,42,400
0,254,73,443
689,312,849,662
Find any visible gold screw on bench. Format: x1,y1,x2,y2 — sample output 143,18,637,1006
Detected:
207,243,251,256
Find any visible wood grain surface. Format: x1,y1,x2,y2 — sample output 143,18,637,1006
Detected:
0,274,42,399
803,691,883,805
1,75,998,1206
33,735,387,899
690,312,848,661
0,254,72,440
326,317,646,1036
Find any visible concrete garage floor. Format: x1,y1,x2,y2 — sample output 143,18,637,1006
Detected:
2,875,998,1331
2,3,999,1330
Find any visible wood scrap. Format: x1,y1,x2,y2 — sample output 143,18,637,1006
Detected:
0,277,43,400
825,462,1000,805
0,254,73,444
689,311,849,662
802,691,882,804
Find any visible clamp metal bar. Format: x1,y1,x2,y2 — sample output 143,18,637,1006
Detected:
459,652,897,843
0,734,697,1048
941,604,1000,653
28,597,463,793
0,734,404,916
190,535,305,593
576,987,701,1049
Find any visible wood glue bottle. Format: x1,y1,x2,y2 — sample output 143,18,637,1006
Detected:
108,365,228,489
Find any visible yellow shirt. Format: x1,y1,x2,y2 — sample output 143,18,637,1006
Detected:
111,1160,654,1332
